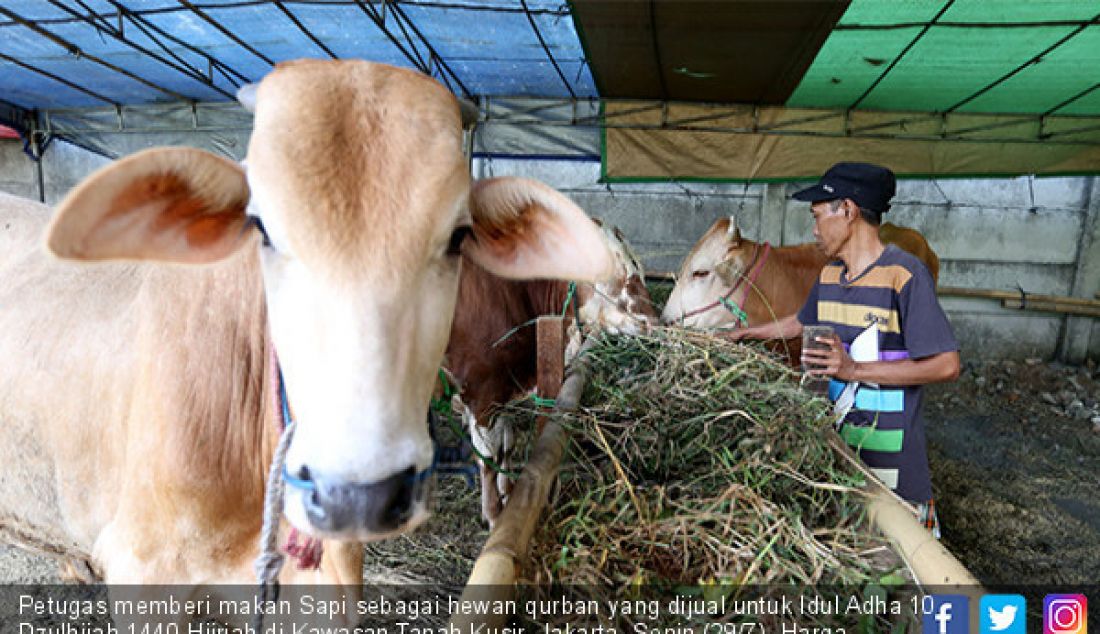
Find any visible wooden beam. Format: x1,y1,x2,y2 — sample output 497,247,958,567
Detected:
938,285,1100,308
1002,298,1100,318
535,316,565,435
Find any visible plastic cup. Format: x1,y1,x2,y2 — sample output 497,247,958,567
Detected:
801,325,835,391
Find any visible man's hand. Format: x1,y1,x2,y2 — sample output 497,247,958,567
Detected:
719,328,749,342
801,334,857,381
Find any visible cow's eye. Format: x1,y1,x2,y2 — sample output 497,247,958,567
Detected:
692,269,710,279
248,216,273,248
447,226,473,256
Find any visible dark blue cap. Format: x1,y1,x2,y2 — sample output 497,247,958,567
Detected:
792,162,896,214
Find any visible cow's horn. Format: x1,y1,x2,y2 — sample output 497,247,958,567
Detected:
727,215,742,242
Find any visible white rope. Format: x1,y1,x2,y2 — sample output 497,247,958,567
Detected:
252,419,297,631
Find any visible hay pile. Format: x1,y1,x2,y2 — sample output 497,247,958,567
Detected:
510,328,901,588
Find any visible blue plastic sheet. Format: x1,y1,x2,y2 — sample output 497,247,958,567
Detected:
0,0,596,109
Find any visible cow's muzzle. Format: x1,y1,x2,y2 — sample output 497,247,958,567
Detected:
293,466,430,535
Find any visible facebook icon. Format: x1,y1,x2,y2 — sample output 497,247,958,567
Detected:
923,595,970,634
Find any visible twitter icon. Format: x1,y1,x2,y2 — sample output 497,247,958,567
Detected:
982,595,1027,634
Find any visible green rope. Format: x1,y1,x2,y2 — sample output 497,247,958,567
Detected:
432,368,523,479
441,409,524,479
560,280,577,317
719,296,749,327
437,369,454,400
531,395,557,408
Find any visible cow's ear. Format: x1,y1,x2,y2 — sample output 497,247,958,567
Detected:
464,177,614,282
47,148,252,264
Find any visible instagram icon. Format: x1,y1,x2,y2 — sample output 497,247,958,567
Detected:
1045,595,1088,634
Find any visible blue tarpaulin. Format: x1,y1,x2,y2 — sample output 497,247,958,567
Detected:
0,0,596,109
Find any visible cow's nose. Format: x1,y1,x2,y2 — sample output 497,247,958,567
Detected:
300,466,419,534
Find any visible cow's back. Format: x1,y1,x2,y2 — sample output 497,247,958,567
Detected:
0,195,271,578
879,222,939,283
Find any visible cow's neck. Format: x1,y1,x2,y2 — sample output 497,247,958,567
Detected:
135,249,277,533
528,280,573,324
741,242,827,324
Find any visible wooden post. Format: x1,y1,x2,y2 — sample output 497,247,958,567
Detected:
536,316,565,435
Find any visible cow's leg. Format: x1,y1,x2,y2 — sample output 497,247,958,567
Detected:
59,558,98,583
464,405,504,525
495,414,516,508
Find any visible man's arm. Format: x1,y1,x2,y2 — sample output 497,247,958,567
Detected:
721,313,803,342
803,335,960,385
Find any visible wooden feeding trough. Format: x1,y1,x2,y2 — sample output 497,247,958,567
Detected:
451,318,980,631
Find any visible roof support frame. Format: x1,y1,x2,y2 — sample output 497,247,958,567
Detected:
0,99,33,132
0,51,118,106
0,0,571,29
104,0,251,86
849,0,956,110
43,0,238,99
945,115,1039,138
479,98,1100,146
176,0,275,68
352,0,473,99
1045,82,1100,116
946,11,1100,113
518,0,575,99
31,96,1100,148
0,5,192,102
482,97,575,121
272,0,338,59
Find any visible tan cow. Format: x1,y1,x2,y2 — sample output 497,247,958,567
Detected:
0,59,614,617
661,217,939,363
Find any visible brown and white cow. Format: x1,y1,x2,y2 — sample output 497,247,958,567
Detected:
0,60,616,607
446,222,657,523
661,217,939,364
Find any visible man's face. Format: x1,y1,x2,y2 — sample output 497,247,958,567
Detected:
810,199,851,257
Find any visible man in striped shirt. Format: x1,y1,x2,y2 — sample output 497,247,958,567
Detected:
726,162,959,534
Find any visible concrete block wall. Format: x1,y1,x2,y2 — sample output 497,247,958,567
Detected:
474,157,1100,362
2,140,1095,363
0,138,110,205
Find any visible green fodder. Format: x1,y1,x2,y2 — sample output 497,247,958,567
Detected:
512,328,898,588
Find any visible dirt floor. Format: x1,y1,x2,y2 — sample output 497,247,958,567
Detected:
924,357,1100,585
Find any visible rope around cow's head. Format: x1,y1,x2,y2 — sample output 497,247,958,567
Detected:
678,241,772,326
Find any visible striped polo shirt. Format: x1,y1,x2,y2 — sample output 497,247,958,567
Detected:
797,244,958,503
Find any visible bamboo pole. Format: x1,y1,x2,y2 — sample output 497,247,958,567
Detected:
1002,298,1100,317
827,433,982,588
449,330,595,631
938,285,1100,309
